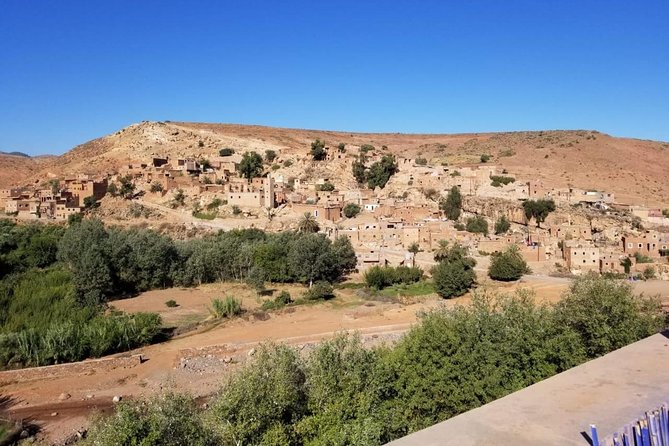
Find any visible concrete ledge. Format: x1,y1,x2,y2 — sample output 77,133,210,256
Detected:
387,332,669,446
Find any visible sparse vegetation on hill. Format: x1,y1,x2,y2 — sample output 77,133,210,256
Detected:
310,139,327,161
84,275,664,445
522,199,556,227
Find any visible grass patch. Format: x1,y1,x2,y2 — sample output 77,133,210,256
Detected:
378,281,435,298
193,211,217,220
334,282,367,290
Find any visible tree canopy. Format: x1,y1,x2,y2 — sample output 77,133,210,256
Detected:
522,199,556,227
488,245,531,281
238,151,264,180
439,186,462,220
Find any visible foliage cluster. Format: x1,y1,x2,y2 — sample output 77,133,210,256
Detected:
363,266,424,290
439,186,462,221
488,246,531,281
85,276,665,445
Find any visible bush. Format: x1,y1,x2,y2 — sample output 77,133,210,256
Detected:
261,291,293,311
343,203,361,218
643,266,656,280
366,155,398,189
265,150,277,163
232,205,242,215
480,154,490,163
439,186,462,220
283,159,293,168
316,182,335,192
490,175,515,187
209,297,242,319
337,143,346,152
415,157,428,166
555,275,663,357
165,299,178,308
488,246,531,281
311,140,327,161
494,216,511,235
360,144,374,153
82,392,217,446
431,259,476,299
364,266,423,290
465,215,488,235
150,182,164,193
303,282,335,301
522,199,556,227
634,252,653,263
219,148,235,156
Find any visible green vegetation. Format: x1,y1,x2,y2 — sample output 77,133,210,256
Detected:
480,154,490,163
337,142,346,152
311,139,327,160
265,149,277,163
231,204,242,215
118,175,136,199
150,182,164,193
377,280,435,298
219,148,235,156
494,215,511,234
522,199,556,227
165,299,178,308
499,148,516,157
316,182,335,192
303,281,335,301
209,297,242,319
634,252,654,263
366,155,398,189
431,241,476,299
643,266,656,280
261,291,293,311
490,175,515,187
663,209,669,218
283,159,293,168
363,265,423,290
238,151,264,180
621,257,633,274
343,203,361,218
297,213,320,233
360,144,374,153
439,186,462,220
415,157,428,165
352,158,367,184
488,245,531,281
0,220,357,369
465,215,488,235
85,275,664,445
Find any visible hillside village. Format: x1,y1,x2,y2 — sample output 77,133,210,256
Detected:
2,123,668,281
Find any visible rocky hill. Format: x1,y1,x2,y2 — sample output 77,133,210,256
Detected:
2,121,668,206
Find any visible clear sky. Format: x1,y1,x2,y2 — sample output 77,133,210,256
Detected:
1,1,667,155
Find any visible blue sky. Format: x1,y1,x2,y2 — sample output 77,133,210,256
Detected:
1,1,667,155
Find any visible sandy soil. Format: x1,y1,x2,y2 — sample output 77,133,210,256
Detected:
2,277,667,444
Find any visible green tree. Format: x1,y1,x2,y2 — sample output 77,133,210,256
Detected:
522,199,556,227
211,344,306,445
465,215,488,235
149,182,164,193
238,151,264,181
311,139,327,161
431,258,476,299
83,196,99,210
352,159,367,185
366,155,398,189
118,175,135,199
297,213,320,233
439,186,462,220
265,150,278,163
408,242,420,267
554,274,664,357
620,257,632,274
337,142,346,153
494,216,511,235
488,245,530,281
343,203,361,218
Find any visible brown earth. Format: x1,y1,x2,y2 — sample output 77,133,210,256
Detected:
2,122,668,206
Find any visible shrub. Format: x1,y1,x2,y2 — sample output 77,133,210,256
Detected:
150,182,164,193
165,299,178,308
283,159,293,168
490,175,515,187
415,157,428,166
209,297,242,319
316,182,335,192
465,215,488,235
343,203,361,218
311,140,327,160
488,245,531,281
643,266,656,280
480,154,491,163
494,216,511,235
82,392,217,446
439,186,462,220
360,144,374,153
265,150,278,163
261,291,293,311
303,282,335,301
232,205,242,215
337,143,346,152
555,274,663,357
364,266,423,290
634,252,653,263
431,259,476,299
366,155,398,189
454,222,465,231
499,148,516,157
219,148,235,156
522,199,556,227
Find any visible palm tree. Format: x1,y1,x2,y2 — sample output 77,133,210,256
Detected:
408,242,420,267
433,240,451,263
297,213,320,233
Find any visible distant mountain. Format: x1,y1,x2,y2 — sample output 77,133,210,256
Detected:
0,150,31,158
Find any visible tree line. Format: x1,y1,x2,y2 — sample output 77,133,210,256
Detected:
82,275,666,446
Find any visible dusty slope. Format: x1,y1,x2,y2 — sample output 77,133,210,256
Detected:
3,121,668,206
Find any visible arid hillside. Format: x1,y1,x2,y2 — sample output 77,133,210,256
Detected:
3,121,668,206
